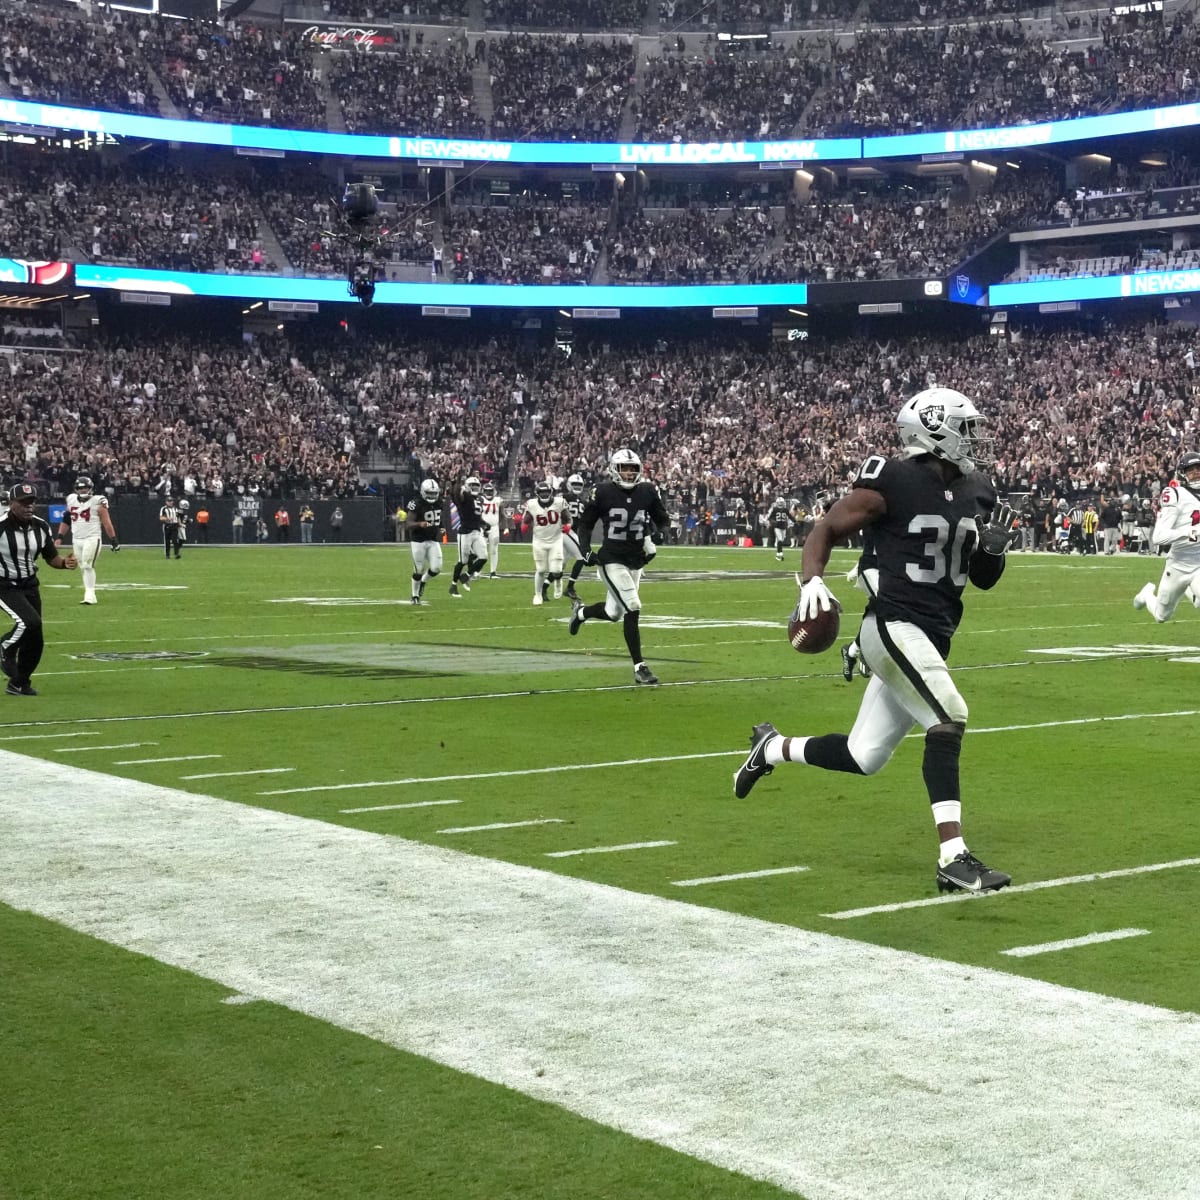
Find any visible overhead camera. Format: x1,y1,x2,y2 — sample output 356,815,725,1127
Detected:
349,260,377,307
342,182,380,226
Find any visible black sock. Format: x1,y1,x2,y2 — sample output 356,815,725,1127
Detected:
622,611,643,663
801,733,866,775
582,601,608,622
922,728,962,806
452,563,462,583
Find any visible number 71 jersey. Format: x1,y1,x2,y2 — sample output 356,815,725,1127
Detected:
854,454,996,647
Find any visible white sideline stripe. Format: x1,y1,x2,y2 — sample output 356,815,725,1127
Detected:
672,866,810,887
339,799,462,814
220,993,259,1005
113,754,224,766
180,768,297,781
823,858,1200,919
0,731,98,741
1001,929,1151,959
439,819,565,834
1,754,1198,1200
260,752,739,795
56,742,157,753
545,841,677,858
260,708,1200,794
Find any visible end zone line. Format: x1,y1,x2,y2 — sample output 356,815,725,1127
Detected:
823,858,1200,919
546,841,677,858
438,819,565,834
1000,929,1150,959
672,866,810,887
339,798,462,814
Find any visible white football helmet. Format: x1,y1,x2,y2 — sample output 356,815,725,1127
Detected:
481,481,496,501
74,475,93,500
609,448,643,490
534,481,553,505
419,479,440,503
566,473,585,496
463,476,482,496
896,387,994,474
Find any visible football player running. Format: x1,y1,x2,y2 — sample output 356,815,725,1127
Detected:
480,481,502,579
407,479,444,606
522,481,568,605
1133,451,1200,621
768,497,791,562
450,476,487,599
733,388,1014,895
56,477,119,605
568,449,669,687
560,473,590,601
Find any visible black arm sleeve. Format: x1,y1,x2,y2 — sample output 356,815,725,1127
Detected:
968,549,1005,591
576,499,600,555
650,493,670,533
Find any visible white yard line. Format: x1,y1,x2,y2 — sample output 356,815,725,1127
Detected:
56,743,157,753
112,754,224,766
545,841,678,858
1,753,1197,1200
179,768,296,781
672,866,811,887
339,799,463,814
824,858,1200,919
1001,929,1151,959
438,819,565,834
0,731,98,741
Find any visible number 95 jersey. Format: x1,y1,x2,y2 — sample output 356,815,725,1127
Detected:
854,454,996,650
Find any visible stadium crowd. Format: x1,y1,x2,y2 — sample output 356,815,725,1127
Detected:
5,319,1193,516
6,3,1200,144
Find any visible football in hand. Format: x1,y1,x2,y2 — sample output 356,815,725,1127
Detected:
787,599,841,655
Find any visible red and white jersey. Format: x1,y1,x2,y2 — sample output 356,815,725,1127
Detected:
523,496,568,546
1153,481,1200,567
481,496,501,530
66,492,108,542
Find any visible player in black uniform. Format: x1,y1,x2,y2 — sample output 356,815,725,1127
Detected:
560,473,590,601
768,498,791,561
568,449,669,686
733,387,1015,895
450,475,487,599
407,479,444,605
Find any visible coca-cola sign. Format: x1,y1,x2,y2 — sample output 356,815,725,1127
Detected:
301,24,394,46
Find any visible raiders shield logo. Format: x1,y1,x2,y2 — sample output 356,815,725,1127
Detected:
918,404,944,432
955,274,970,299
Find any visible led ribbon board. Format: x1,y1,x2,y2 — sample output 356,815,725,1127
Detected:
75,265,808,309
988,269,1200,307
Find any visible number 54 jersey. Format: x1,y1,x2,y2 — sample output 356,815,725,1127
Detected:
854,454,996,651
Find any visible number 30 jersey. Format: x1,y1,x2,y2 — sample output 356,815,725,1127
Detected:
854,454,996,650
577,480,670,570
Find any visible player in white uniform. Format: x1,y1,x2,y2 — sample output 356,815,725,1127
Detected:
1133,452,1200,621
522,481,568,605
56,476,119,605
480,481,502,578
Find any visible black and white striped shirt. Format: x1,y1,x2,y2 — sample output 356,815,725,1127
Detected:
160,505,180,527
0,513,56,586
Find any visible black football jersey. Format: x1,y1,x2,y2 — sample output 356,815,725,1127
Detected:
455,489,485,534
578,480,670,568
771,505,790,529
407,497,443,542
854,454,996,649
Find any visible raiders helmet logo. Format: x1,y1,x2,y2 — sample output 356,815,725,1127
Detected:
918,404,945,431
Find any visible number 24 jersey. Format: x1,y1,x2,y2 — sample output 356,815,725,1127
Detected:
578,480,669,569
854,454,996,650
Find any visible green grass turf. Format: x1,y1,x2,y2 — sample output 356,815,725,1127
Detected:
4,541,1200,1196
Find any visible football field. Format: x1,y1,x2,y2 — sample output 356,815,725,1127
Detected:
3,541,1200,1199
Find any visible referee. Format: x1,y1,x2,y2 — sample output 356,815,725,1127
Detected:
0,483,78,697
160,500,182,559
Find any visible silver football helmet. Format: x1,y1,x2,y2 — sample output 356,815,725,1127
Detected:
896,387,994,474
463,476,482,497
566,473,585,497
74,475,93,500
534,481,553,505
419,479,440,503
609,448,643,490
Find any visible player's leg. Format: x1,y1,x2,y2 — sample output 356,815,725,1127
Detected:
1140,563,1190,622
532,544,548,605
549,544,565,600
410,541,428,603
451,535,468,595
562,530,585,599
79,537,101,604
0,586,43,692
488,529,500,578
597,563,655,683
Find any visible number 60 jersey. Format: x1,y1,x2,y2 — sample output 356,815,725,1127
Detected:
853,453,997,652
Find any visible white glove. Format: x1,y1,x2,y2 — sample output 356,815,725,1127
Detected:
643,534,657,561
795,573,836,622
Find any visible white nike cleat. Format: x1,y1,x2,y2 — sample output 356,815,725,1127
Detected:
532,593,543,606
1133,582,1156,611
81,594,97,605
